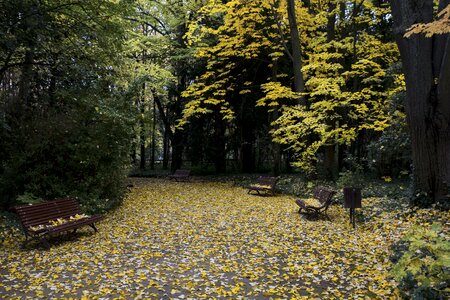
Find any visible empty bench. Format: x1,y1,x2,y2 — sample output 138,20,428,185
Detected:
13,198,103,249
247,176,278,196
168,169,191,181
295,187,336,220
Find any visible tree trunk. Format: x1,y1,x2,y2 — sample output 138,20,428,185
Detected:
323,2,339,180
171,130,183,172
271,60,281,176
162,121,169,170
139,124,146,170
390,0,450,206
287,0,306,104
139,83,146,171
18,50,34,110
214,111,226,174
150,99,156,170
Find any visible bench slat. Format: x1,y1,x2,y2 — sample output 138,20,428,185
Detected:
247,176,278,196
13,198,103,249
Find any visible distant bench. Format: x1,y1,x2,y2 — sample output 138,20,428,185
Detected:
14,198,103,249
247,176,278,196
168,169,191,181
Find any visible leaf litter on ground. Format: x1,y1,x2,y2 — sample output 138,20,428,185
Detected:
0,178,448,299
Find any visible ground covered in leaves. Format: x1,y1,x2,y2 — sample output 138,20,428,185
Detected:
1,178,448,299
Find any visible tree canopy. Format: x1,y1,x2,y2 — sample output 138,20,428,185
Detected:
1,0,448,210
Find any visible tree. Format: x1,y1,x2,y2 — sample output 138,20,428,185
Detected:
127,0,206,172
389,0,450,207
181,0,297,173
272,0,402,177
0,0,135,211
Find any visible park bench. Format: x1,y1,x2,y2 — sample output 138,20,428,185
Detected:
295,187,336,220
13,197,103,249
247,176,278,196
168,169,191,181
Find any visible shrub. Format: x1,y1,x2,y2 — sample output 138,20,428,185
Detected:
390,224,450,299
0,95,132,214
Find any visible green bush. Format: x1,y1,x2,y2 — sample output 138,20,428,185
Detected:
390,224,450,299
0,95,132,214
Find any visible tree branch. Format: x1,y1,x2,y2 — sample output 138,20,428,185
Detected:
270,4,294,62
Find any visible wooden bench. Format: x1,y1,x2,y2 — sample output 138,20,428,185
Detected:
247,176,278,196
168,169,191,181
13,197,103,249
295,187,336,220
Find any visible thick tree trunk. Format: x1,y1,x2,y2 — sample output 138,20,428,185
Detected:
237,96,255,173
271,60,281,176
323,2,339,180
171,130,183,172
287,0,306,105
214,111,226,174
390,0,450,206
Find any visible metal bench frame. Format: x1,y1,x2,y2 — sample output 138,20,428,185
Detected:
295,187,336,220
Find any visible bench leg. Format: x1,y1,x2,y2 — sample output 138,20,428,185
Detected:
21,238,30,250
89,224,98,233
39,237,51,249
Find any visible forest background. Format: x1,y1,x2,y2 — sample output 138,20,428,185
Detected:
1,0,449,213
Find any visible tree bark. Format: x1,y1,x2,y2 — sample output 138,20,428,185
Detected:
271,60,281,176
139,96,146,171
323,2,339,180
390,0,450,206
150,98,156,170
287,0,306,105
213,110,226,174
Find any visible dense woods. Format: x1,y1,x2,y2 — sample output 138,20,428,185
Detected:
1,0,449,211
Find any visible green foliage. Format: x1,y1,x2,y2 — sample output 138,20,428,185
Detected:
390,224,450,299
336,169,364,189
0,0,135,213
15,193,43,205
0,94,133,213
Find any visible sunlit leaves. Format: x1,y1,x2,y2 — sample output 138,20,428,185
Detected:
271,2,403,172
180,0,290,125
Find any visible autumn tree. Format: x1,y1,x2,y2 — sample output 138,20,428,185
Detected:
272,0,403,178
182,0,297,173
389,0,450,207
